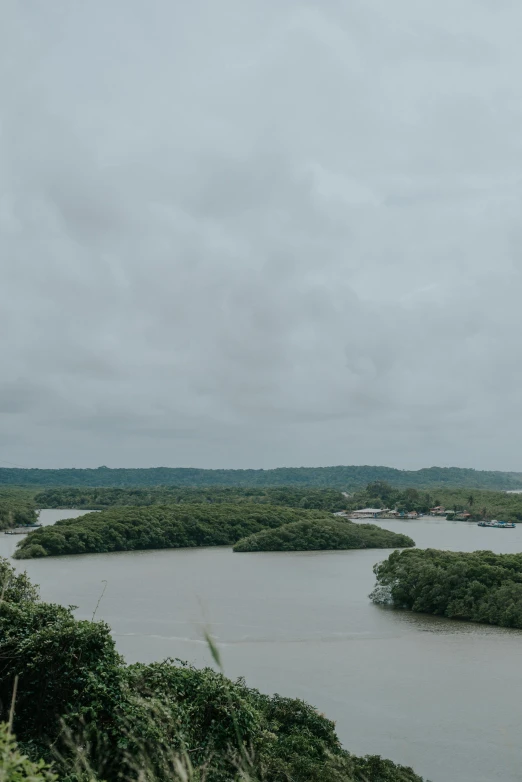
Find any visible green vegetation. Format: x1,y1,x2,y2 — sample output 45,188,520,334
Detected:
417,487,522,521
0,489,38,531
0,558,424,781
34,486,350,512
348,481,522,521
371,549,522,628
2,464,522,489
34,481,522,525
0,724,56,782
14,505,332,559
234,519,414,552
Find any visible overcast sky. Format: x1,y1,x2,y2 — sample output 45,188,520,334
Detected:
1,0,522,471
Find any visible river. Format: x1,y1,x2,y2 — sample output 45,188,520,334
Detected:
3,510,522,782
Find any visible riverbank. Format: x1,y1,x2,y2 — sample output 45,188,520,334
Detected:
3,557,426,782
5,511,522,782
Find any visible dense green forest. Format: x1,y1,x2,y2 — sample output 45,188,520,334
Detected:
2,464,522,489
349,481,522,520
233,519,414,552
14,505,333,559
371,549,522,628
34,482,522,523
34,486,350,511
0,489,38,530
0,558,423,782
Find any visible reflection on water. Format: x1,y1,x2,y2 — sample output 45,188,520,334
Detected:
376,602,522,636
4,511,522,782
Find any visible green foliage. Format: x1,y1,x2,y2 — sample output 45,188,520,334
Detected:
0,490,38,531
420,487,522,521
345,481,522,520
0,724,56,782
348,484,431,514
0,602,124,745
2,464,522,489
371,548,522,628
0,558,39,604
0,559,424,782
35,482,522,523
233,519,414,552
14,505,331,559
33,486,350,512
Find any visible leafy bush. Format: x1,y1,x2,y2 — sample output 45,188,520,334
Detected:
0,559,39,603
234,519,415,552
0,557,425,782
371,548,522,627
0,724,56,782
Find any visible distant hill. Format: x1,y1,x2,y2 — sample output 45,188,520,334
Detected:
1,464,522,490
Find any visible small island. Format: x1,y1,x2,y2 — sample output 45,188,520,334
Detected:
233,518,415,552
371,548,522,628
14,504,334,559
14,505,415,559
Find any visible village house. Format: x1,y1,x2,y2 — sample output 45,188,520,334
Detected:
351,508,388,519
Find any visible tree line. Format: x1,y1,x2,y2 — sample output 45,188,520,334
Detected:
33,486,351,511
2,463,522,489
371,549,522,628
0,557,424,781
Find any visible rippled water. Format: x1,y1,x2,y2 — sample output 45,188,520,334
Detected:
4,511,522,782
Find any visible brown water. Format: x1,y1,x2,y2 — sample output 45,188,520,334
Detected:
4,511,522,782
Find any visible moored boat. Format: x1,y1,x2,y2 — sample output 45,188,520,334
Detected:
4,523,43,535
477,520,516,528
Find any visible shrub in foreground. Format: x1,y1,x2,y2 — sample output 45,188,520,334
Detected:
0,724,56,782
0,558,424,782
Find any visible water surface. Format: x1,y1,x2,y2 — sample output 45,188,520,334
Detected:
4,511,522,782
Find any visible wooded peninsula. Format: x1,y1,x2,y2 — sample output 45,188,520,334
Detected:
234,518,414,552
371,549,522,629
14,505,414,559
0,489,38,530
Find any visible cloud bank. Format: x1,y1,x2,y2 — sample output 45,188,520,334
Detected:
1,0,522,469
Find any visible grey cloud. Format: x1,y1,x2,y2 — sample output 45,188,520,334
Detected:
1,0,522,469
0,381,46,414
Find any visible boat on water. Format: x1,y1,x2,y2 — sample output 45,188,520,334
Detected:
4,523,43,535
477,520,516,528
